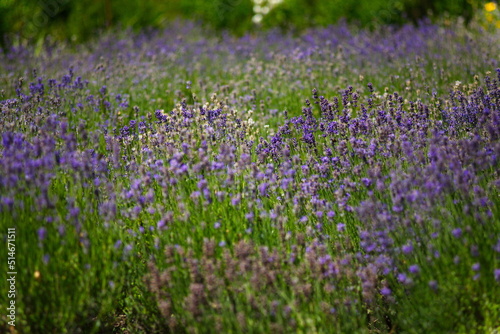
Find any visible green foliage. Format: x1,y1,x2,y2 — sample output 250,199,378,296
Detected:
183,0,255,34
0,0,487,46
262,0,477,31
0,0,254,46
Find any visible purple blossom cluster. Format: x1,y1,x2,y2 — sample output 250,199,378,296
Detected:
140,73,498,330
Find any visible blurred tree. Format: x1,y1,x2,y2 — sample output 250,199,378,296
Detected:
178,0,254,34
0,0,486,48
262,0,477,31
404,0,474,23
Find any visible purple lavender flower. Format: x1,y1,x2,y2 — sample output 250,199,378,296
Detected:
470,245,479,257
258,182,268,196
70,207,80,218
58,225,65,236
494,239,500,253
231,195,241,206
1,197,14,210
402,243,413,254
37,227,47,242
132,205,142,216
197,179,208,190
361,178,372,187
472,263,480,271
494,269,500,282
124,244,133,254
409,265,420,274
157,219,167,230
429,280,438,291
451,228,462,238
337,223,346,232
380,287,391,296
397,273,409,284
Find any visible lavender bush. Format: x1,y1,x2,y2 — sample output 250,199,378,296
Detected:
0,19,499,333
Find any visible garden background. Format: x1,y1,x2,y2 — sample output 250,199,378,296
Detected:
0,0,490,44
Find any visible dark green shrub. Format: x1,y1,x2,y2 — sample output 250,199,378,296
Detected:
0,0,485,47
262,0,477,31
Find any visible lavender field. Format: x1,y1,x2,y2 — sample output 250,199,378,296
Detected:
1,19,500,333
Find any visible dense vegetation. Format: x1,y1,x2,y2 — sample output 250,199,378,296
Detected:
0,0,487,44
0,7,499,334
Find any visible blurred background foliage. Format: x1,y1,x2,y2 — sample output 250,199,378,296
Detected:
259,0,475,30
0,0,492,47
